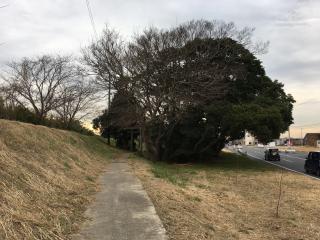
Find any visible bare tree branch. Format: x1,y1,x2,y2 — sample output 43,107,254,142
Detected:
4,55,78,121
55,77,98,128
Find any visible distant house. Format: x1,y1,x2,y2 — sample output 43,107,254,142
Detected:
284,138,303,146
304,133,320,147
290,138,304,146
276,138,287,146
243,131,257,146
276,138,303,146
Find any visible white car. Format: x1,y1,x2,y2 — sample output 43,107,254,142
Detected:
284,147,296,153
257,144,264,148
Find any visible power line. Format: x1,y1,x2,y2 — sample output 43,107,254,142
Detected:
295,100,320,106
291,122,320,128
85,0,98,39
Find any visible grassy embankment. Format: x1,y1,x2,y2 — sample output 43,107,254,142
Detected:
0,120,118,240
129,151,320,240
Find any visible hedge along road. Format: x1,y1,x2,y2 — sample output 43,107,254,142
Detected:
233,146,320,181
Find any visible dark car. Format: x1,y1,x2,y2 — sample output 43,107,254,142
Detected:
304,152,320,176
264,148,280,161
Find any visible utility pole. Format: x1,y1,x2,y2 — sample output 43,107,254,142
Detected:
107,76,111,145
139,127,143,153
301,128,303,146
288,126,291,146
130,129,134,151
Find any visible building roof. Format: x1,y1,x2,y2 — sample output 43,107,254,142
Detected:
304,133,320,139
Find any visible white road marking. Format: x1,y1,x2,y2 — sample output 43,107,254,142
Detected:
248,147,302,162
240,150,320,181
281,158,293,163
279,154,306,161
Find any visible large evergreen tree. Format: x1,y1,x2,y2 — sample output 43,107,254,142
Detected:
140,38,294,161
87,20,295,162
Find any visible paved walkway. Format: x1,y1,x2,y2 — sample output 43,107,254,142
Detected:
72,161,167,240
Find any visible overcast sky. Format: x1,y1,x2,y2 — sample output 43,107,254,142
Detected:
0,0,319,137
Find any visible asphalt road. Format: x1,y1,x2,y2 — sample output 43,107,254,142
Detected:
233,146,319,180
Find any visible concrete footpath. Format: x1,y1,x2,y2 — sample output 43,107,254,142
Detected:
72,161,167,240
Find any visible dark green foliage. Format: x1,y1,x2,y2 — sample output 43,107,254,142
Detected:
0,97,38,124
88,21,294,162
149,151,276,186
93,91,141,150
144,107,226,162
142,38,294,162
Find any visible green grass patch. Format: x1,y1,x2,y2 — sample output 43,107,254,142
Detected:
148,151,276,187
68,136,78,145
207,152,276,172
196,183,209,189
186,195,202,202
79,135,118,159
85,176,95,182
63,161,71,170
151,161,197,187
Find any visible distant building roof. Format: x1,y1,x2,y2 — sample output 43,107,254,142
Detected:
304,133,320,139
304,133,320,147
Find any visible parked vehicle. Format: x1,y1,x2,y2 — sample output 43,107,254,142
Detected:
267,142,276,147
264,148,280,161
236,144,243,150
304,152,320,176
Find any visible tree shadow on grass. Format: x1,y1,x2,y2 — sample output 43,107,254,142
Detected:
146,151,277,187
199,152,277,172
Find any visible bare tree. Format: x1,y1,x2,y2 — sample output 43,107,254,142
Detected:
0,84,19,108
174,20,269,54
102,20,267,124
82,26,126,143
124,22,254,123
55,78,97,128
82,26,125,89
4,55,78,121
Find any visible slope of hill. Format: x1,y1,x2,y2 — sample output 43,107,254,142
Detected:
0,120,117,240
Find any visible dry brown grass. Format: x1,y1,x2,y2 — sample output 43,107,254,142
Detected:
129,153,320,240
0,120,118,240
279,146,320,153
